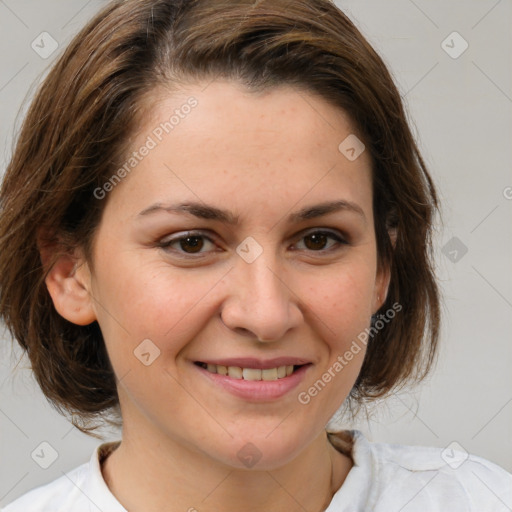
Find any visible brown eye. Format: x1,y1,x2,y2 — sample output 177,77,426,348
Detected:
295,230,346,252
178,236,204,253
304,233,329,250
158,232,216,256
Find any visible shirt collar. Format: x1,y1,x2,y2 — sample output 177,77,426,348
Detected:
325,430,376,511
86,440,126,512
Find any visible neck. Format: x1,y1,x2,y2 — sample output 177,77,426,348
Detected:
102,424,353,512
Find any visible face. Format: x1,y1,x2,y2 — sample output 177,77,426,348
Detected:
70,81,389,469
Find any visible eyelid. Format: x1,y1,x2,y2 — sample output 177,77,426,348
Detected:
159,229,214,244
291,228,348,251
157,227,348,258
298,227,347,240
158,230,217,252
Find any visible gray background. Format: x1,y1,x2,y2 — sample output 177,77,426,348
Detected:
0,0,511,506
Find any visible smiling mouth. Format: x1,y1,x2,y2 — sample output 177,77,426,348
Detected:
194,362,306,381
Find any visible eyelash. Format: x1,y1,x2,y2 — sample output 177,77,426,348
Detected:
156,229,348,258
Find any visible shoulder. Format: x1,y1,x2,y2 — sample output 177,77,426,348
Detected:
330,430,512,511
1,442,124,512
1,463,91,512
364,432,512,511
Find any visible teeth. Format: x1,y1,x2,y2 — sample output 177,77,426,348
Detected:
261,368,278,381
228,366,243,379
242,368,261,380
203,364,297,380
217,365,228,376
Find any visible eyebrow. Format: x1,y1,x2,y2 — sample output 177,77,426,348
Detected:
137,199,366,224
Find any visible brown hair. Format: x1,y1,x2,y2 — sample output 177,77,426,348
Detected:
0,0,440,435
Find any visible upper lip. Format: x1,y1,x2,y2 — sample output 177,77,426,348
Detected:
195,357,311,369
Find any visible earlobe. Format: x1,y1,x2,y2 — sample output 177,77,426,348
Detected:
39,241,97,326
373,228,397,313
388,227,398,249
373,265,392,314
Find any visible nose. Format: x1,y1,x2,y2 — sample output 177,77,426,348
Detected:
220,253,304,342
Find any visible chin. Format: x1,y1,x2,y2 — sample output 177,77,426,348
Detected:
209,429,314,472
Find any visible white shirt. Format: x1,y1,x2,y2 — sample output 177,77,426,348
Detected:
2,430,511,511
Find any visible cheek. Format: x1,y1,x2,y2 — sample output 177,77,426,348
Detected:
294,269,374,423
90,266,226,418
304,264,376,340
90,252,226,366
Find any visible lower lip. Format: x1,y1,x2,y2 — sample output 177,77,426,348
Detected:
194,364,311,402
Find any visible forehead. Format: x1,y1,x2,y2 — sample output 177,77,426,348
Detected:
107,80,373,220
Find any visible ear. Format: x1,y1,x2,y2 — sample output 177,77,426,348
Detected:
372,263,391,314
372,227,397,313
38,235,97,326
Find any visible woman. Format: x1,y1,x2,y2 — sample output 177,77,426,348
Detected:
0,0,510,510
